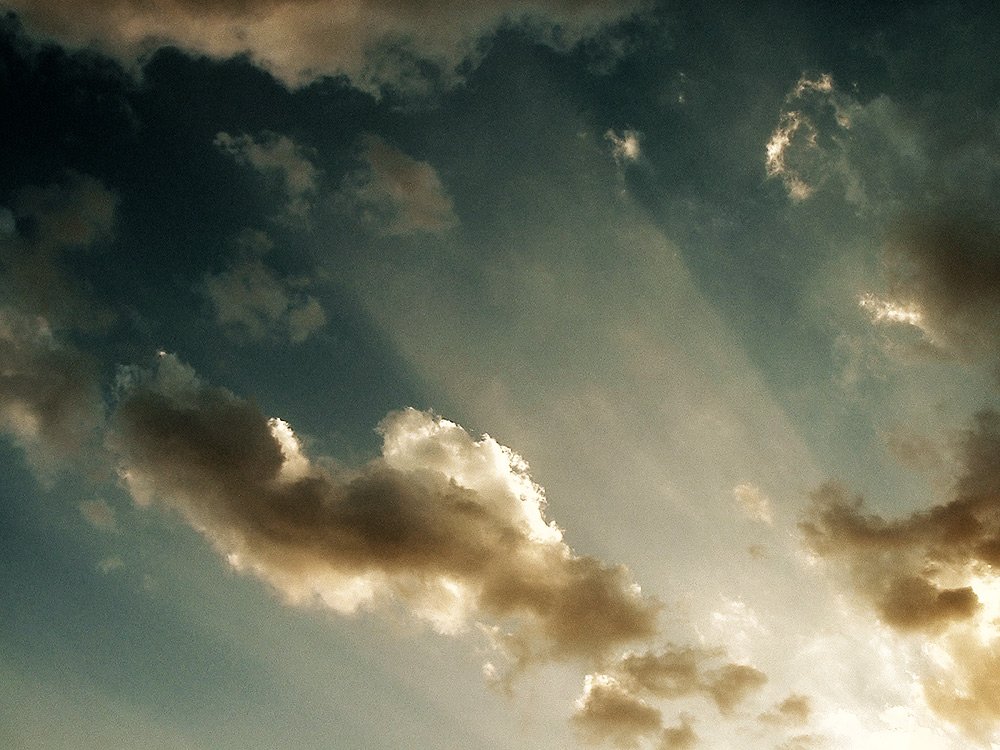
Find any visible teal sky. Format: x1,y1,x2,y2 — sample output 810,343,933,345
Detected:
2,3,1000,749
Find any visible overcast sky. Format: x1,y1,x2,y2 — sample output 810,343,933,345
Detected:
2,2,1000,749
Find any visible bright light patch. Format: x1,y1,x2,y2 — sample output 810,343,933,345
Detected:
605,129,642,162
859,294,924,327
965,572,1000,644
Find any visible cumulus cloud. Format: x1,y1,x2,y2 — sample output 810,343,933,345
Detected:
659,716,697,750
201,259,326,343
215,132,319,220
338,135,458,235
0,308,104,474
0,172,117,328
5,0,642,89
801,410,1000,739
110,354,659,667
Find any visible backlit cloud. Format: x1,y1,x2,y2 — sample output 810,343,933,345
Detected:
111,353,659,668
802,410,1000,740
5,0,643,89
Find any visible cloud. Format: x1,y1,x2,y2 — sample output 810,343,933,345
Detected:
215,132,320,220
606,129,641,164
338,135,458,235
872,217,1000,377
79,498,118,532
760,694,812,727
572,674,663,748
5,0,642,89
0,308,104,475
0,171,117,328
659,716,697,750
572,645,767,745
201,259,326,343
733,482,773,525
801,410,1000,739
110,354,659,667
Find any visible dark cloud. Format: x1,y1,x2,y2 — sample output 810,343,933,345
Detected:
0,171,117,328
0,308,104,474
802,410,1000,738
111,354,659,666
882,216,1000,378
5,0,641,88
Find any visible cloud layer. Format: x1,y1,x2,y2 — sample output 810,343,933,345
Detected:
6,0,641,88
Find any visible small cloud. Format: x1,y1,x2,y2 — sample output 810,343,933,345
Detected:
733,482,773,525
97,556,124,574
215,132,319,220
201,259,326,344
605,128,642,163
338,135,457,236
760,694,812,727
79,499,117,532
660,715,697,750
572,674,663,747
702,663,768,714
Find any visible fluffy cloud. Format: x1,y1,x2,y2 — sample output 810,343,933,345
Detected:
5,0,642,89
802,410,1000,739
0,309,104,474
201,259,326,343
572,674,663,748
79,498,118,532
215,132,320,220
338,135,458,235
0,171,117,328
110,354,658,666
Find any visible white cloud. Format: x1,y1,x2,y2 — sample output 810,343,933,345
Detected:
339,135,458,235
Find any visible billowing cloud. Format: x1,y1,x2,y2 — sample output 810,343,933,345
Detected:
5,0,642,89
215,132,319,220
802,410,1000,739
0,171,117,328
338,135,458,235
110,354,659,667
201,259,326,343
0,308,104,474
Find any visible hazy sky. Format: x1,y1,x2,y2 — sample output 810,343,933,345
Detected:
2,2,1000,749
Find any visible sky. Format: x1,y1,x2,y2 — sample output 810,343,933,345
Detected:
1,1,1000,748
